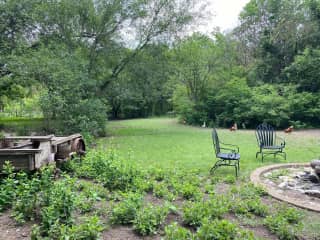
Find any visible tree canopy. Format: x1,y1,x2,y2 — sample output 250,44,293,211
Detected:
1,0,320,134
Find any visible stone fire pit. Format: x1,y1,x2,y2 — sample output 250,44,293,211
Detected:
250,161,320,212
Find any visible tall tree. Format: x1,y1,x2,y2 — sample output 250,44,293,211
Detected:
235,0,306,84
0,0,205,134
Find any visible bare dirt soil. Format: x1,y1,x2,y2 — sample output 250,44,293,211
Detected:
0,211,32,240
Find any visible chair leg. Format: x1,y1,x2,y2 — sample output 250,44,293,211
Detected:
210,164,218,174
210,159,239,177
275,151,286,160
237,161,240,177
281,152,286,160
210,159,223,174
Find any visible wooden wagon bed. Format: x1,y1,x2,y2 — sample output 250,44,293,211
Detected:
0,134,85,171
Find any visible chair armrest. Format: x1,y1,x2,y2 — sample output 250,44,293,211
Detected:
276,136,286,147
220,142,239,153
220,147,238,153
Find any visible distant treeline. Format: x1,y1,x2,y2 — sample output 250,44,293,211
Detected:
1,0,320,135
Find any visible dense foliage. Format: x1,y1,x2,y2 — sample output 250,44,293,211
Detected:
2,0,320,133
0,0,202,134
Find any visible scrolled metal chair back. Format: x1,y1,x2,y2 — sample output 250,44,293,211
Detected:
212,128,221,156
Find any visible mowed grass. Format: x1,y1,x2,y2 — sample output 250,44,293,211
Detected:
102,118,320,175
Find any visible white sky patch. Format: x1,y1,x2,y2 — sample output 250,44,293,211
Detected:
120,0,250,47
198,0,250,34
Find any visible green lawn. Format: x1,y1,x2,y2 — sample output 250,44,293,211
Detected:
0,117,45,135
102,118,319,176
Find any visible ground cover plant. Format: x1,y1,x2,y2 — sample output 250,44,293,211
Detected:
0,118,319,239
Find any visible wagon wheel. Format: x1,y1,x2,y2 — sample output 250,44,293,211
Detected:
71,138,86,157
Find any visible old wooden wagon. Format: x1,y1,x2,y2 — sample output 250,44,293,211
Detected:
0,134,85,171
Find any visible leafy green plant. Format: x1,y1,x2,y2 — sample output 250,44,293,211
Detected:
40,176,76,233
179,183,202,200
204,183,215,194
150,168,167,181
0,162,17,211
224,175,236,184
183,201,209,227
32,216,104,240
183,196,229,228
110,192,143,225
153,182,168,198
74,181,109,214
11,166,56,224
132,176,153,193
12,172,41,223
264,206,303,240
195,218,237,240
230,183,267,199
75,194,95,214
31,224,42,240
64,216,104,240
164,222,194,240
77,180,109,200
231,198,268,217
133,204,169,236
76,149,141,191
210,176,222,184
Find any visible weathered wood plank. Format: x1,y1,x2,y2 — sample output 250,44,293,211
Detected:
52,134,82,146
5,135,54,141
0,149,42,154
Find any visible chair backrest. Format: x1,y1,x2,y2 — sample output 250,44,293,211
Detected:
212,128,220,156
255,123,276,147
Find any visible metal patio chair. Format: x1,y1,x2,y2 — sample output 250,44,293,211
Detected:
255,123,286,161
211,128,240,177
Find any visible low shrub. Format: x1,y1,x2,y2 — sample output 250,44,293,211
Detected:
153,182,169,198
164,222,194,240
224,175,236,184
110,192,143,225
179,183,202,201
150,168,167,181
264,205,303,240
76,149,141,191
40,176,76,233
31,216,104,240
133,204,169,236
183,196,229,228
183,201,209,227
195,218,237,240
76,180,109,200
132,176,153,193
75,194,95,213
0,162,18,211
3,164,55,224
63,216,104,240
12,172,42,223
231,198,268,217
230,183,267,199
204,183,215,194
